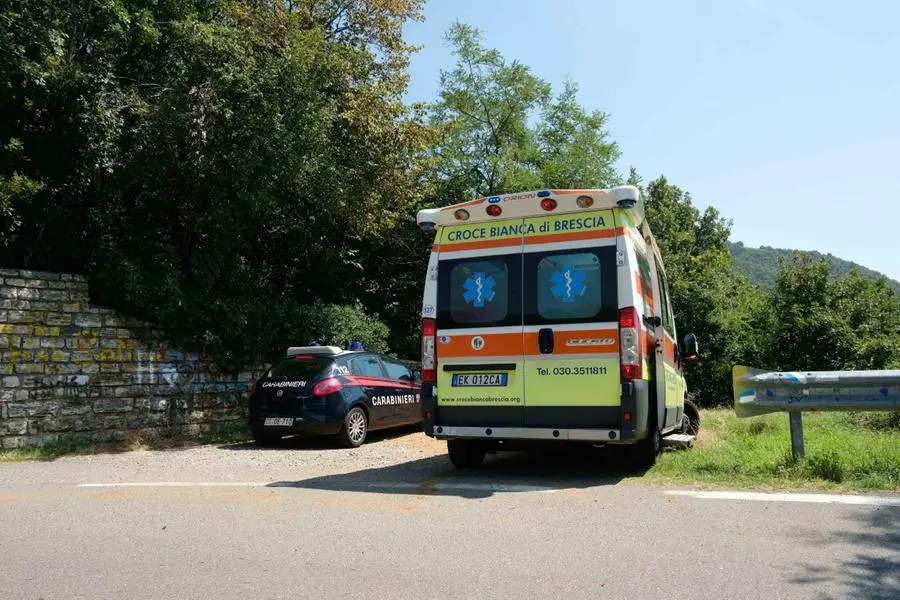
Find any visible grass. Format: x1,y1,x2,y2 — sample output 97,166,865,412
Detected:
0,425,252,463
647,409,900,492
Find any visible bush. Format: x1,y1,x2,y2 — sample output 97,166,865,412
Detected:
296,301,390,355
805,450,845,483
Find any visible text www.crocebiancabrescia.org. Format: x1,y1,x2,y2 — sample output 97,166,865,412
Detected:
441,396,522,404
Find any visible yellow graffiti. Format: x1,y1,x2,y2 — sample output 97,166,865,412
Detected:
77,330,98,349
32,326,61,337
3,330,163,374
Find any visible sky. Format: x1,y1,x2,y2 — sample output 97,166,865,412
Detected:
403,0,900,280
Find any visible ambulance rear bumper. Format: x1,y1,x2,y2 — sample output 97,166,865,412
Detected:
420,379,651,442
431,426,620,442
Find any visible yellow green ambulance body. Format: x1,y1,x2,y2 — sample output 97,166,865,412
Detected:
416,185,699,469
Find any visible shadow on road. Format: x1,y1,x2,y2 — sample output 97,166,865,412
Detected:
788,505,900,600
218,423,424,452
266,446,643,499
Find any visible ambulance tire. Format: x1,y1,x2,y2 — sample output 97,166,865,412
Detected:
447,439,486,469
683,398,701,436
626,428,661,471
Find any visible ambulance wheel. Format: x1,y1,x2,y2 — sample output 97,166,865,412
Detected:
683,398,701,436
252,430,283,448
447,439,485,469
337,407,368,448
627,429,661,471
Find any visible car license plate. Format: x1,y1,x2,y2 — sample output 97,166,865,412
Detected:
263,417,294,426
451,373,508,387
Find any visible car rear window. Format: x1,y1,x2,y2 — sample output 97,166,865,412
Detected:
267,356,333,379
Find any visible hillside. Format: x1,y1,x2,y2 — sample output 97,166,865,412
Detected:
730,242,900,293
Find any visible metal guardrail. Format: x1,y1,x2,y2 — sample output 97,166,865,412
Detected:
732,365,900,460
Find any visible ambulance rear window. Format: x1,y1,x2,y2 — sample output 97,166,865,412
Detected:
437,256,522,328
448,259,509,325
524,247,618,325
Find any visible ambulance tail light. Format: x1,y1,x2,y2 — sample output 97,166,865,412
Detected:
619,307,641,380
422,317,437,384
486,205,502,217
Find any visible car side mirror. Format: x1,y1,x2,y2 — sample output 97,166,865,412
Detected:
411,371,422,382
682,333,699,361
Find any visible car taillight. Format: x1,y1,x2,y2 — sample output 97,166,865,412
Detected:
312,377,343,396
619,307,641,380
422,317,437,383
250,381,257,394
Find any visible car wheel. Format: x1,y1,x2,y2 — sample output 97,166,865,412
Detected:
447,439,485,469
252,430,283,448
337,407,368,448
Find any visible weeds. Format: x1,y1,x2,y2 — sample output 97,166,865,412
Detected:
648,409,900,491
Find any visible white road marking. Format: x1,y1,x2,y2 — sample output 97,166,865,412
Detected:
77,481,557,494
665,490,900,507
78,482,271,488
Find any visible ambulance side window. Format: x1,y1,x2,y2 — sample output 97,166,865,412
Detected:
635,249,654,320
654,261,675,337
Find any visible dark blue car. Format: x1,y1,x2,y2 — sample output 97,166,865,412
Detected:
248,346,422,447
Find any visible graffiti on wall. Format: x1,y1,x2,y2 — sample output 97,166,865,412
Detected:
3,329,252,393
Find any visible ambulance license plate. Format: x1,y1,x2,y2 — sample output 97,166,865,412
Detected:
263,417,294,427
451,373,508,387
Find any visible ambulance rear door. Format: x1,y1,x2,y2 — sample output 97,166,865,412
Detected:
521,209,621,430
434,219,526,428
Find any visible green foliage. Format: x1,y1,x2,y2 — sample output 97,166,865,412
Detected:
427,22,620,205
1,0,429,369
297,300,390,354
3,1,897,409
761,255,900,371
730,242,900,293
634,173,766,406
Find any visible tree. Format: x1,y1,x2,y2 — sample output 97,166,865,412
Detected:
427,22,620,206
763,256,900,371
1,0,431,369
535,81,620,189
636,173,766,406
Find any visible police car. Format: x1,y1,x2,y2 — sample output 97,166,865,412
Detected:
248,345,422,448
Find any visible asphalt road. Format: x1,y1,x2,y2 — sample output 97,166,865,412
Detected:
1,429,898,600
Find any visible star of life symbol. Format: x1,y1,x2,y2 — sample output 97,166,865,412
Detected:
463,272,496,308
551,265,586,303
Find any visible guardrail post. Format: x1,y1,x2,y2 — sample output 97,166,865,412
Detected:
788,411,804,461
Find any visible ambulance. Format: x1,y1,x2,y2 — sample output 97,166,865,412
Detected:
415,185,700,469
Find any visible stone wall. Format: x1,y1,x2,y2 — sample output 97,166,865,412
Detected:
0,269,260,449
